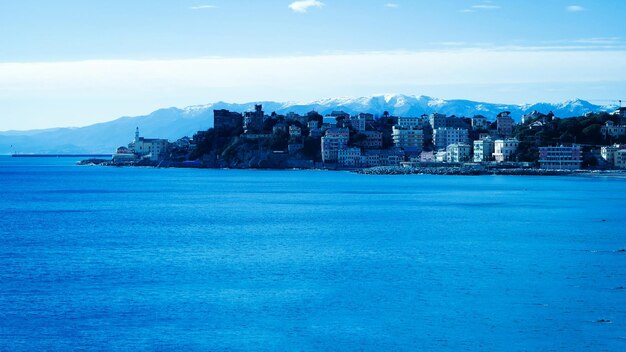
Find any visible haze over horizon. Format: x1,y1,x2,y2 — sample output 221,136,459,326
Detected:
1,0,626,130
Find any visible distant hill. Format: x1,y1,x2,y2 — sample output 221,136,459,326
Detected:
0,95,617,154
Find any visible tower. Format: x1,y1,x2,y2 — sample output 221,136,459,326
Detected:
135,127,140,142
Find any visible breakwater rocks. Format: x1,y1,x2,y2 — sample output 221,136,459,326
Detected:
355,166,580,176
77,159,109,166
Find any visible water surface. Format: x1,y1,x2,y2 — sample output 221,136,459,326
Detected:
1,157,625,351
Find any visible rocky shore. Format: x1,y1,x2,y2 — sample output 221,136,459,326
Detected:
354,166,626,177
78,158,626,177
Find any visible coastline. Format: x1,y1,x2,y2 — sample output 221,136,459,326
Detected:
76,158,626,178
354,166,626,177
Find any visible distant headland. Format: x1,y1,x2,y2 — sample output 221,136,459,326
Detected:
79,103,626,175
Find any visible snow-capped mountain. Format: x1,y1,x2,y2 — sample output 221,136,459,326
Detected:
0,95,617,154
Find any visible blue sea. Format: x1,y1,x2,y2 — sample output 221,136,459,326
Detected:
1,156,625,351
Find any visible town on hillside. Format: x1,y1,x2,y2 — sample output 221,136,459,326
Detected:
106,104,626,172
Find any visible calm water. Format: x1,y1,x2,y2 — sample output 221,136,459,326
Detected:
1,156,625,351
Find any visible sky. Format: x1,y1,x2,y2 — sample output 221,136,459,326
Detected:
1,0,626,130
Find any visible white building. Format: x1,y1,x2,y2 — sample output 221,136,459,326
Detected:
538,145,583,170
434,149,447,163
129,127,169,161
321,128,350,163
433,127,469,150
446,143,471,163
392,126,423,151
493,138,519,162
473,137,495,162
601,145,626,165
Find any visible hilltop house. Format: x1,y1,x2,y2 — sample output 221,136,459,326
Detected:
601,121,626,139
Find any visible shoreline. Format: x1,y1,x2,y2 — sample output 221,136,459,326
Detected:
354,166,626,177
76,159,626,178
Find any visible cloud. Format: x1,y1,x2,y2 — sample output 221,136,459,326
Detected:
190,5,217,10
2,48,626,129
472,4,501,10
461,2,501,12
288,0,324,13
385,3,399,8
566,5,586,12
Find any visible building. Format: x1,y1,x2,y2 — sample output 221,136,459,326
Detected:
496,111,514,137
358,113,375,121
601,145,626,165
289,125,302,138
111,146,136,164
433,127,469,150
350,117,367,132
357,130,383,149
613,107,626,118
446,116,470,129
429,113,447,129
288,143,304,154
601,121,626,139
419,151,434,162
309,128,323,138
243,104,264,134
471,115,490,130
493,138,519,162
330,111,350,119
446,143,471,163
363,150,383,167
434,149,447,163
397,116,422,129
338,147,363,167
392,126,423,151
214,109,243,133
129,127,169,161
538,145,583,170
363,149,404,167
285,112,307,125
473,137,495,162
321,128,349,163
615,150,626,169
529,121,546,131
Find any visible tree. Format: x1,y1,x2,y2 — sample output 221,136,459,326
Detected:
302,136,321,161
349,133,367,146
269,130,289,151
190,128,216,159
559,132,576,143
581,124,603,144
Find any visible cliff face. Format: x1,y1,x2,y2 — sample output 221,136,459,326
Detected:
200,137,313,169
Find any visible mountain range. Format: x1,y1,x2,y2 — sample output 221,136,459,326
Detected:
1,95,618,154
